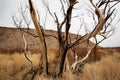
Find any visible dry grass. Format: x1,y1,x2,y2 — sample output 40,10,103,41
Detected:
79,53,120,80
34,52,120,80
0,52,120,80
0,52,40,80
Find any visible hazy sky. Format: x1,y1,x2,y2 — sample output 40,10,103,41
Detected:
0,0,120,47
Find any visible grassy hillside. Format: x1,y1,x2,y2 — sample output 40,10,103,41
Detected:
0,27,120,80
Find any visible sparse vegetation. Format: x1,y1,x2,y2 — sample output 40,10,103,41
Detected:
1,0,120,79
0,52,120,80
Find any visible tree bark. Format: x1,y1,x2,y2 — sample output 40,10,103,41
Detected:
28,0,48,75
58,46,68,77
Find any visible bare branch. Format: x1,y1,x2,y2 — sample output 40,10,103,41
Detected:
42,0,55,20
22,32,33,70
54,12,60,28
70,46,93,72
108,1,119,14
69,18,106,48
60,0,66,16
20,5,31,29
69,0,118,49
28,0,49,74
90,0,104,20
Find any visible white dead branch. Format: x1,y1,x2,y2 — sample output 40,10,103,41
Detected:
22,32,33,70
12,12,33,71
70,47,93,73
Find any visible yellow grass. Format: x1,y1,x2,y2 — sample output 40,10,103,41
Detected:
0,52,120,80
80,53,120,80
0,52,40,80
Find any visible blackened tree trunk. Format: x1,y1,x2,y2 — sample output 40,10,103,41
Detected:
58,47,68,77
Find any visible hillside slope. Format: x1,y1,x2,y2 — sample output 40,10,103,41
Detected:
0,27,120,60
0,27,92,52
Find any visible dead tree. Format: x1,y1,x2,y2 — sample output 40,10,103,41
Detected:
55,0,119,76
28,0,119,77
14,0,120,77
